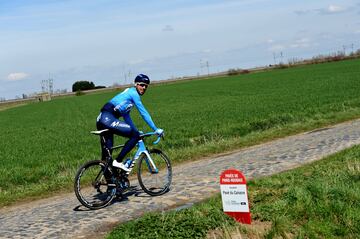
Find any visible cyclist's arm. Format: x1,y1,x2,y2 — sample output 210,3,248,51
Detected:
132,91,157,131
123,113,138,132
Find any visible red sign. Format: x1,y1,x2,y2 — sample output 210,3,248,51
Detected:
220,169,251,224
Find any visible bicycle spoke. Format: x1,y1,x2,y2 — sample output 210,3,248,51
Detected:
74,160,116,209
138,150,172,196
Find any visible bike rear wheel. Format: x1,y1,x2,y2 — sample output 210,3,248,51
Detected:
137,149,172,196
74,160,116,209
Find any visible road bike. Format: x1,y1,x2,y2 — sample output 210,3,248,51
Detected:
74,129,172,210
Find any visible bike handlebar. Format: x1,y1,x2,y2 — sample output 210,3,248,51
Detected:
139,131,164,145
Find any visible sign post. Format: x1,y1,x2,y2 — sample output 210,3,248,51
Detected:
220,169,251,224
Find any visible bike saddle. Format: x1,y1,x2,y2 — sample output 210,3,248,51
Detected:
90,129,109,135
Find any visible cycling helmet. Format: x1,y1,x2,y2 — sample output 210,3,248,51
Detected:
134,74,150,85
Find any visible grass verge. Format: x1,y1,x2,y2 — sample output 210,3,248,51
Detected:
107,145,360,239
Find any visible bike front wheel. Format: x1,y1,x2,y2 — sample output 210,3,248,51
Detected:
137,149,172,196
74,160,116,209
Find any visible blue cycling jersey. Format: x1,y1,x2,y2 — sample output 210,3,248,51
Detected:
108,87,157,131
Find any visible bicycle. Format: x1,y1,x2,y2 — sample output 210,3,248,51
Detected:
74,129,172,210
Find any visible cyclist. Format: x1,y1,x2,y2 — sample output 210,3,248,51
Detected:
96,74,164,172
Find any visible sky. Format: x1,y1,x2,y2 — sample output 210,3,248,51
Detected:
1,0,360,99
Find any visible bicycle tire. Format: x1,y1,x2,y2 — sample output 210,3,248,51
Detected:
74,160,116,209
137,149,172,196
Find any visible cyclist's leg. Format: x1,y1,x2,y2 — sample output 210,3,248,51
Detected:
97,111,140,163
115,129,140,162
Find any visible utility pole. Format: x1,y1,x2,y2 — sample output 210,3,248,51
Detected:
49,79,53,95
273,52,277,65
206,61,209,76
41,76,54,95
273,52,284,65
122,66,126,84
41,80,47,93
48,73,53,95
342,44,355,55
200,59,209,76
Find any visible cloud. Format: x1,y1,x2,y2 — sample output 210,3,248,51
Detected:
7,72,29,81
162,25,174,32
128,59,145,65
290,38,311,48
295,4,347,15
294,10,312,16
202,49,212,53
318,5,347,14
267,38,312,52
268,44,285,52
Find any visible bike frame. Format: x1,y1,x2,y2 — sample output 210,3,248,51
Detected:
110,132,160,174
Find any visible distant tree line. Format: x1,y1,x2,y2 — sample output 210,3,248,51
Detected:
72,81,106,92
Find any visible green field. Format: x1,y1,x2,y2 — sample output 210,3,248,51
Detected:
0,58,360,206
107,145,360,239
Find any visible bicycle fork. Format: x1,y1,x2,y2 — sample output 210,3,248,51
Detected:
135,140,158,173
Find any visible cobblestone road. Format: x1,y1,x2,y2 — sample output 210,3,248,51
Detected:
1,119,360,239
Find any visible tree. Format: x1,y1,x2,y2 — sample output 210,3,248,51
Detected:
72,81,95,92
94,85,106,89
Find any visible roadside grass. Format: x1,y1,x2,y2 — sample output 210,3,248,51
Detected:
1,58,360,206
108,196,236,239
107,145,360,239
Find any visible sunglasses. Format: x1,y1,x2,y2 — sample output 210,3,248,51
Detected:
137,83,148,88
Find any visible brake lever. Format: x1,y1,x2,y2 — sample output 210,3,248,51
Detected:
153,136,161,145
